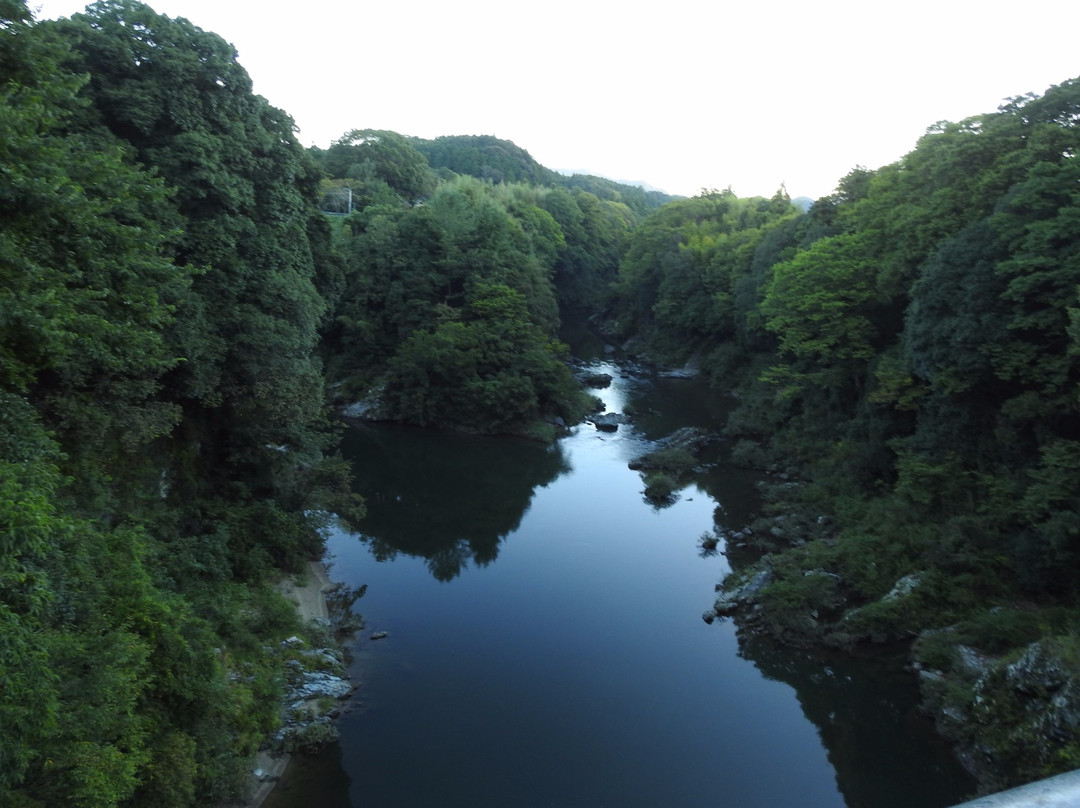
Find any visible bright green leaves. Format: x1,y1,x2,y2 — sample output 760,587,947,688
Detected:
43,627,152,808
762,233,876,365
0,398,62,792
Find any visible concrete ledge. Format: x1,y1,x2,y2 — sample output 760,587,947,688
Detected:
950,769,1080,807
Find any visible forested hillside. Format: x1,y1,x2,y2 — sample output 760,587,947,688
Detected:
411,134,677,215
1,2,359,804
310,130,637,436
4,0,1080,801
613,78,1080,790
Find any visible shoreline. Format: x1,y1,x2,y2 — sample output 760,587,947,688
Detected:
238,559,339,808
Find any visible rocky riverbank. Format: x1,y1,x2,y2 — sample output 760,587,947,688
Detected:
703,483,1080,796
228,561,363,808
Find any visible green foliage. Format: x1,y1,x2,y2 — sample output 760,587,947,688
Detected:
413,134,559,186
381,283,576,431
615,188,798,366
614,80,1080,793
538,187,632,311
53,0,357,573
4,0,1080,795
904,220,1008,396
555,173,676,217
643,472,679,504
324,175,595,435
762,233,877,366
0,402,62,790
0,3,355,805
315,128,436,203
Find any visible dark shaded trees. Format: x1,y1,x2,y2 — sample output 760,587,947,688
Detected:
324,176,585,433
1,3,357,804
56,0,356,574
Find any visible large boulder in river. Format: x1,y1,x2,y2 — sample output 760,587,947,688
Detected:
581,372,613,389
629,427,715,472
586,412,631,432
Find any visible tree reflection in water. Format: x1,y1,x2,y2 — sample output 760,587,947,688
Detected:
737,631,977,808
341,423,570,581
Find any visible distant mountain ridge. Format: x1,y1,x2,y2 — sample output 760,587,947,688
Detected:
411,134,679,214
555,168,670,195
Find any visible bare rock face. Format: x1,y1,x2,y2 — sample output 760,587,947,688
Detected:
288,670,353,705
1005,641,1071,696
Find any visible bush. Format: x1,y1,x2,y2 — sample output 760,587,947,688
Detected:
643,472,678,503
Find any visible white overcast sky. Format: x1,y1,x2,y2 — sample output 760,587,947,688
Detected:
32,0,1080,200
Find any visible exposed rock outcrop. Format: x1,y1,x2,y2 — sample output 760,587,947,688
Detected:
712,565,773,617
918,635,1080,792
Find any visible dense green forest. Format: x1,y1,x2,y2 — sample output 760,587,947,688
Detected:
3,0,1080,802
1,1,359,804
309,129,646,436
0,2,662,803
612,81,1080,789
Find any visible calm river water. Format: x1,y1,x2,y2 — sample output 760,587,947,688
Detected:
266,359,976,808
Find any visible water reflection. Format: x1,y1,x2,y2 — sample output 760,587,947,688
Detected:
738,632,977,808
264,358,976,808
341,423,570,581
261,739,351,808
618,372,765,528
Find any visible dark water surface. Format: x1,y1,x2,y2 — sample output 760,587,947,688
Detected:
266,362,975,808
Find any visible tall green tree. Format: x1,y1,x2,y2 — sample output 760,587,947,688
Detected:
56,0,352,573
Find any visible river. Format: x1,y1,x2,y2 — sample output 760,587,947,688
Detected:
265,357,976,808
